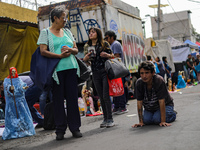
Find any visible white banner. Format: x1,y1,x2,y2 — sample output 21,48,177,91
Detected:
172,47,190,62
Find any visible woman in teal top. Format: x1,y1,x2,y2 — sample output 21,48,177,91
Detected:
37,5,82,141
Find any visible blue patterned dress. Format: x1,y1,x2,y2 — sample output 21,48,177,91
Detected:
2,77,35,140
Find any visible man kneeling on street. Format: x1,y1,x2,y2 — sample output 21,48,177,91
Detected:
132,61,176,127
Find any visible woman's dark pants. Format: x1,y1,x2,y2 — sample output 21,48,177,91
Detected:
92,69,113,121
52,69,81,134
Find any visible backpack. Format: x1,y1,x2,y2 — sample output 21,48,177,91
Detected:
43,102,55,130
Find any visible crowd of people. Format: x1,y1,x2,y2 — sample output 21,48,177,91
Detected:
185,54,200,83
0,5,179,142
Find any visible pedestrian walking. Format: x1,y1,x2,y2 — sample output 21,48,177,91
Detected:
104,30,128,114
162,56,172,85
132,61,176,128
83,27,115,128
195,55,199,66
37,5,82,140
154,56,166,79
186,54,195,83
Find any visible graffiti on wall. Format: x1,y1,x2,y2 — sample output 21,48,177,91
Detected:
122,32,146,73
109,20,118,34
65,8,101,43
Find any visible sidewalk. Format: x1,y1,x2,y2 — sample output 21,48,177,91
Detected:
1,84,200,150
0,109,107,149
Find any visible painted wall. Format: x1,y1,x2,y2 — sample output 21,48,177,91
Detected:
38,7,102,43
66,8,103,43
38,3,145,72
105,5,145,73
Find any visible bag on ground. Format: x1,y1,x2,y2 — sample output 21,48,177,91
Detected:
43,102,55,130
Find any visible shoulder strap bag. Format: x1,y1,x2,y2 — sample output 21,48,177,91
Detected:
64,28,91,84
105,58,130,80
29,29,60,91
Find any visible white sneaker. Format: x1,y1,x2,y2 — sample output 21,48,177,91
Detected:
100,120,107,128
106,121,115,128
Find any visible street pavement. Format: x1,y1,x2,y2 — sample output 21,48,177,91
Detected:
1,84,200,150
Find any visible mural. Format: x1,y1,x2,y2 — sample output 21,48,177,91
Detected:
109,20,118,34
65,8,101,43
122,32,146,73
38,1,145,72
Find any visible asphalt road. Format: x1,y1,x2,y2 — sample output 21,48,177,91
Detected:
1,84,200,150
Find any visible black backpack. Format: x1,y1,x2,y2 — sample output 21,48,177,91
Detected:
43,102,55,130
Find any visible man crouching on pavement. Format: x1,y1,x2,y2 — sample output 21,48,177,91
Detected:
132,61,176,128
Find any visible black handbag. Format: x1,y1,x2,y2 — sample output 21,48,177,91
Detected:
105,58,130,80
75,56,91,84
29,29,61,91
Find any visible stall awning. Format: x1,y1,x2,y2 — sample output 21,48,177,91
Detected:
184,39,200,50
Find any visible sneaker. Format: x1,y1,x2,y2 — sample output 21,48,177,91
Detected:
112,108,119,114
106,120,115,128
56,133,64,140
116,108,128,115
100,120,107,128
72,131,82,138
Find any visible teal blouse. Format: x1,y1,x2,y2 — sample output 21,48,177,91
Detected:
37,28,80,84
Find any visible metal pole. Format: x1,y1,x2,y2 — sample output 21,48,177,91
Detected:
142,21,146,39
157,0,161,40
19,0,21,7
35,0,38,10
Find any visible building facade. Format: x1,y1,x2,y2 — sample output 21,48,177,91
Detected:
151,10,195,42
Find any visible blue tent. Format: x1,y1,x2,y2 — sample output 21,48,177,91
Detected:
184,39,200,51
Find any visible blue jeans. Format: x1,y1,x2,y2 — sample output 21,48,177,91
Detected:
25,85,44,125
143,105,176,125
39,90,52,115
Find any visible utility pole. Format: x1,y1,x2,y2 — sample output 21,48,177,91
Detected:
35,0,38,10
157,0,161,40
142,21,146,39
19,0,21,7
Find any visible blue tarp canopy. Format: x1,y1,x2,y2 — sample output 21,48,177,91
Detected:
184,39,200,50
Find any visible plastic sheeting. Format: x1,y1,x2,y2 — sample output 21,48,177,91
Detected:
167,35,185,47
0,23,39,80
145,40,175,73
171,45,191,62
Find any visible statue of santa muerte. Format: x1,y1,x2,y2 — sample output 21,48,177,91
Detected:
2,55,35,140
